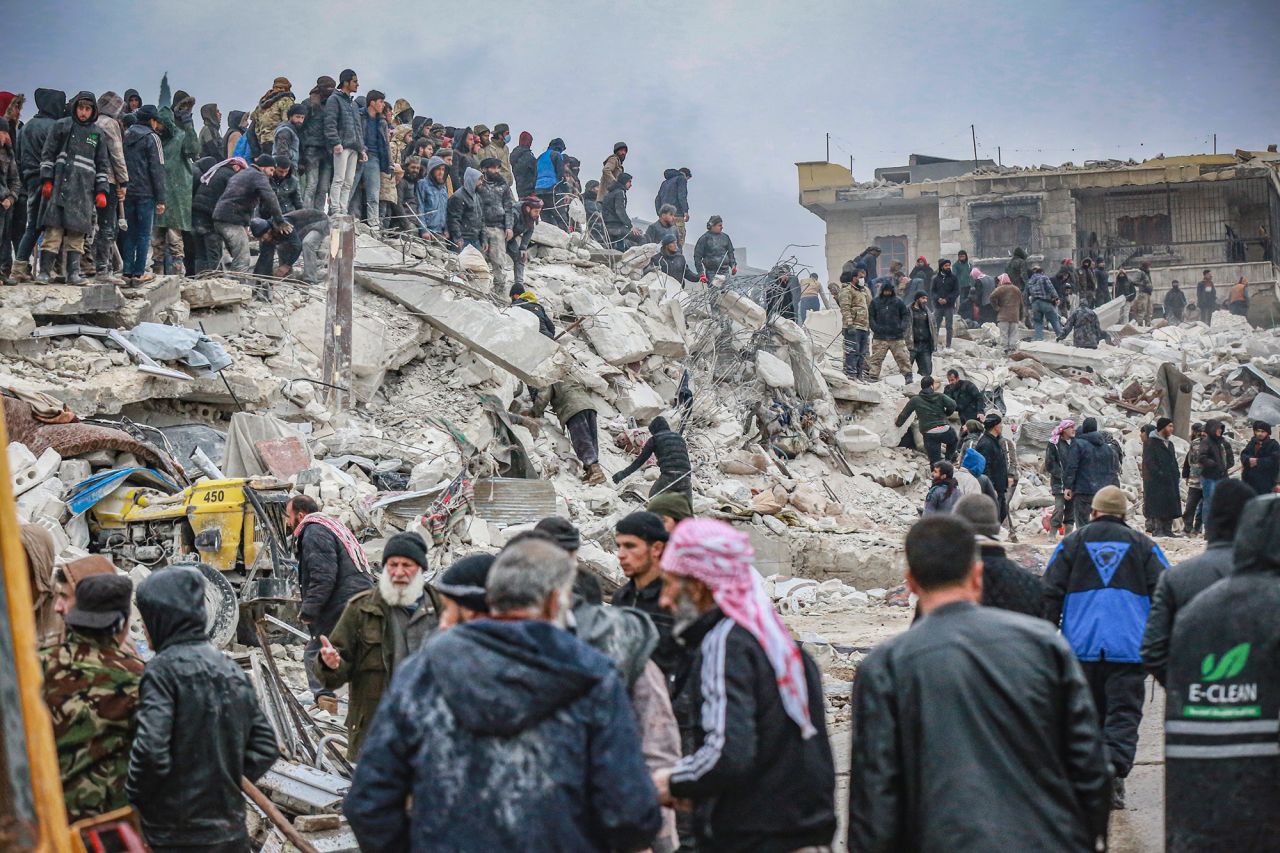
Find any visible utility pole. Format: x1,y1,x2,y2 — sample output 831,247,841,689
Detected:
997,146,1002,166
1213,133,1217,155
322,214,355,410
826,132,830,163
971,124,978,168
849,155,854,175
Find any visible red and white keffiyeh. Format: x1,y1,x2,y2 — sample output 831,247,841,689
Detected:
661,517,817,739
295,513,373,576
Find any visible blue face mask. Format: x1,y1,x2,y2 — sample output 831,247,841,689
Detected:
503,133,510,144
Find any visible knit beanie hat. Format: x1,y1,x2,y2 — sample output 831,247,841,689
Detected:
615,511,669,544
383,532,428,567
1091,485,1128,516
534,516,580,552
646,491,693,522
433,554,494,613
954,494,1000,537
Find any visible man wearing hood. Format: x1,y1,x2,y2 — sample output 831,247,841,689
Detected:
476,156,514,290
446,166,484,251
123,89,142,113
1044,487,1167,810
0,116,21,283
601,170,640,249
415,155,449,238
908,255,934,292
533,137,566,223
346,538,663,851
35,91,108,284
930,258,959,348
1240,420,1279,495
906,291,939,377
897,376,957,463
315,532,437,758
197,103,222,160
614,416,693,504
597,141,628,201
1143,417,1182,536
300,76,336,210
1006,246,1030,289
120,105,166,284
1162,494,1280,849
1163,279,1187,323
86,91,129,282
510,130,536,198
1063,417,1121,530
837,268,871,380
222,109,247,159
11,88,64,281
152,77,198,275
655,167,690,248
693,214,736,282
127,566,279,850
867,281,913,382
1196,419,1234,522
658,519,836,851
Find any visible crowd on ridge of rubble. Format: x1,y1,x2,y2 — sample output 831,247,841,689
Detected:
22,457,1280,851
0,71,746,303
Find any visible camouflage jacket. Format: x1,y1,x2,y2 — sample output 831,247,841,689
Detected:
40,635,144,822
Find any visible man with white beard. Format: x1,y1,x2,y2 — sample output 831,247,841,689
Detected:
314,531,438,758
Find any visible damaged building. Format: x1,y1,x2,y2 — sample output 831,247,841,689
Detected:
798,148,1280,323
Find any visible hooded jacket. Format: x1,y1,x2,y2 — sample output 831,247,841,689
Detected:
154,102,198,231
1162,495,1280,851
94,92,128,187
126,567,278,848
192,161,238,225
222,110,246,158
975,431,1010,494
895,388,956,432
0,119,20,205
211,165,284,227
534,140,565,192
930,266,959,306
1060,305,1108,349
345,619,662,851
446,167,484,245
600,178,633,238
1140,540,1234,686
1196,421,1233,480
39,92,109,236
613,417,693,499
849,602,1109,852
1240,434,1280,494
475,171,514,230
122,123,165,202
415,156,449,234
693,229,736,278
197,103,222,160
18,88,64,186
251,88,295,147
655,168,689,216
1006,246,1029,289
1043,516,1167,663
511,133,537,197
1063,428,1119,496
869,288,910,339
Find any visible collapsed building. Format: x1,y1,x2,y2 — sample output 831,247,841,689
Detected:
4,198,1280,846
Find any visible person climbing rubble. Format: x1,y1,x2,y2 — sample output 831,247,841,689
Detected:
1057,300,1110,349
896,375,957,463
531,377,605,484
613,416,693,504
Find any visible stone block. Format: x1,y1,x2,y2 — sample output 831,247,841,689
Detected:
530,220,571,249
184,307,244,338
803,308,842,353
635,309,686,358
613,377,665,420
106,276,182,326
1017,340,1113,371
756,350,795,390
835,424,880,454
717,290,766,329
0,308,35,341
57,458,93,487
0,284,122,317
565,291,654,365
181,278,253,309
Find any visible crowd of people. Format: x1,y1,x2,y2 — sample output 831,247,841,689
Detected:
0,73,740,302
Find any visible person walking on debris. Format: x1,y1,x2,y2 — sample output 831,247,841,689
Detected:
1025,265,1063,341
897,376,957,464
1058,300,1110,349
953,495,1046,616
647,233,700,285
837,268,871,380
531,376,606,485
923,460,961,514
654,167,691,248
1197,419,1233,523
614,416,693,504
286,495,375,712
1163,279,1187,323
128,567,280,852
1142,417,1182,536
990,272,1024,351
906,291,938,377
35,91,109,285
975,414,1011,521
1043,486,1167,810
314,531,437,759
1140,479,1255,686
601,171,641,249
345,538,663,852
476,156,514,290
1062,417,1121,531
1161,494,1280,850
929,258,958,348
867,281,913,382
41,574,144,823
506,196,542,291
1045,418,1076,536
849,515,1110,851
120,105,167,286
1240,420,1280,495
1196,269,1217,327
693,214,735,282
656,519,837,852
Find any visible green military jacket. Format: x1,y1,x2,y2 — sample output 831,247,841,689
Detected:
316,587,437,758
40,634,144,822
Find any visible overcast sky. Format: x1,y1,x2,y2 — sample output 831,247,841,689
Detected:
6,0,1279,277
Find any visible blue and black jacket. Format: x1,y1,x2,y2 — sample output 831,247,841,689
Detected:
1043,516,1167,663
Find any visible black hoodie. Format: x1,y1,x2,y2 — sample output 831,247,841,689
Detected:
17,87,64,184
127,567,278,849
655,167,689,216
221,109,246,157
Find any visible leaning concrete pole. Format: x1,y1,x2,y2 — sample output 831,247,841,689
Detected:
322,214,355,409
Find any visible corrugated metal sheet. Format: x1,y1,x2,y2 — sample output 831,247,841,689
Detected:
473,477,556,525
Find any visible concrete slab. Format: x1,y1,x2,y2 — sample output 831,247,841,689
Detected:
0,283,122,317
181,278,254,309
1017,340,1114,371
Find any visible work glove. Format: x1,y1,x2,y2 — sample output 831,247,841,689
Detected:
41,180,53,199
95,192,107,209
699,274,708,283
731,266,737,274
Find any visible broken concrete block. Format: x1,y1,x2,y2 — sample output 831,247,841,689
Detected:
613,378,665,420
0,309,36,341
804,308,842,353
717,290,766,329
181,278,254,309
107,276,182,326
57,458,93,487
12,447,61,497
821,368,884,403
564,291,654,365
756,350,795,390
0,283,122,316
1018,340,1116,371
636,309,687,358
530,220,571,249
835,424,880,454
184,307,243,338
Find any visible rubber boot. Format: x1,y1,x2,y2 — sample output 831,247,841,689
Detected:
79,250,96,278
65,251,85,285
585,463,606,485
9,260,31,283
34,251,56,284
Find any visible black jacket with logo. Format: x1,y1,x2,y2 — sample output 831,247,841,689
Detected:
1140,540,1233,686
1164,495,1280,850
849,601,1110,852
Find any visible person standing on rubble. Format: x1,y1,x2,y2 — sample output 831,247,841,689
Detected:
415,155,449,239
446,166,483,251
1005,246,1029,290
1240,420,1280,495
531,376,606,485
647,232,700,285
656,519,836,852
1181,421,1206,535
1196,269,1217,326
1141,479,1255,686
597,141,628,201
945,369,983,425
1045,418,1076,537
41,574,144,823
128,566,279,852
507,196,542,291
975,414,1012,522
849,515,1110,851
119,105,167,286
191,155,243,274
906,291,939,378
601,171,641,249
896,376,957,464
908,255,935,292
1161,493,1280,850
1197,419,1233,523
1043,485,1166,810
867,281,913,383
324,69,363,216
990,272,1024,351
644,203,680,247
285,494,375,711
1025,265,1063,341
614,416,693,504
930,259,958,348
1058,300,1110,349
509,130,536,198
35,91,109,285
533,137,566,225
1130,262,1155,325
693,214,736,282
1163,279,1187,323
837,268,871,380
10,88,65,283
1143,417,1182,536
923,461,961,514
654,167,691,249
476,157,514,291
346,538,663,852
1063,417,1120,531
314,531,437,759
